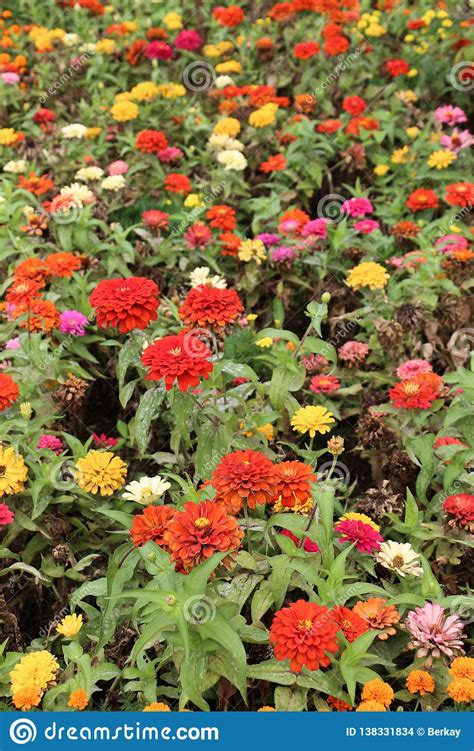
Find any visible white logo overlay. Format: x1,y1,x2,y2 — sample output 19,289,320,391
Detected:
9,718,37,745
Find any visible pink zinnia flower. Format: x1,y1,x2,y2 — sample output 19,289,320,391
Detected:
396,359,432,380
280,528,320,553
2,72,19,85
271,245,296,263
335,519,383,554
157,147,183,163
301,218,329,239
5,337,21,350
257,233,281,246
145,41,173,60
37,435,65,454
92,432,118,448
341,197,374,217
309,374,340,394
338,340,369,367
440,129,473,153
353,219,380,234
174,30,203,51
107,160,128,176
405,603,465,664
435,235,468,254
434,105,467,126
0,503,14,525
142,210,169,230
60,310,88,336
184,222,213,250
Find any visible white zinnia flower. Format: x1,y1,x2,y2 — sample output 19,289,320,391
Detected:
215,75,234,89
122,475,171,505
217,149,247,171
63,33,80,47
75,166,104,182
101,175,126,191
61,123,87,139
208,134,244,152
190,266,227,289
60,183,95,205
4,159,27,173
376,541,423,577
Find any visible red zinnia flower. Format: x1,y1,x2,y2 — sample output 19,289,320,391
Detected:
0,503,14,525
206,205,237,231
44,252,81,278
184,222,213,250
89,277,159,334
164,173,191,195
141,331,214,392
332,605,369,643
293,41,320,59
342,96,366,116
13,258,48,285
335,519,383,553
33,108,56,124
324,35,350,56
327,695,352,711
178,285,243,329
270,599,339,672
213,5,244,27
405,188,439,212
164,499,244,572
142,209,170,230
0,374,19,411
259,154,287,173
219,232,241,256
135,129,169,154
317,118,341,134
310,375,340,394
130,505,176,547
6,279,43,306
279,529,320,553
211,449,278,513
385,59,410,77
273,461,316,509
445,182,474,208
443,494,474,531
145,40,173,60
389,379,438,409
12,299,60,333
434,436,467,459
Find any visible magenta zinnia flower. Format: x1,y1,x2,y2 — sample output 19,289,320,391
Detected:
60,310,88,336
341,197,374,217
0,503,14,525
37,435,65,454
405,603,465,664
335,519,383,554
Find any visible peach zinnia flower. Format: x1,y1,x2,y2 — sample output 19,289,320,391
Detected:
211,449,278,513
352,598,400,640
164,499,244,572
270,599,339,673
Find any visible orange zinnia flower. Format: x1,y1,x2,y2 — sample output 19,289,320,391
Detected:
13,299,60,333
272,461,316,509
259,154,287,173
332,605,369,643
130,505,176,547
6,278,43,306
89,277,159,334
178,285,243,329
406,670,435,696
270,599,339,672
44,252,81,278
211,449,278,513
68,689,89,710
352,598,400,640
14,257,48,284
0,373,19,411
164,500,244,572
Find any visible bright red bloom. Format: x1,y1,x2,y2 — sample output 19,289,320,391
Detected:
434,436,467,455
443,494,474,531
335,519,383,553
0,374,19,411
332,605,369,643
178,285,243,329
259,154,287,173
164,173,191,195
33,108,56,124
327,695,352,711
211,449,278,513
317,119,341,134
142,331,214,392
213,5,244,27
310,375,340,394
0,503,14,525
273,461,316,509
293,41,320,59
267,2,295,22
6,279,43,306
445,182,474,208
219,232,241,256
270,599,339,672
324,35,350,56
279,529,320,553
206,205,237,231
135,129,169,154
345,116,379,136
130,505,176,547
145,40,173,60
385,58,410,77
89,277,159,334
141,209,170,230
184,222,213,249
389,379,438,409
342,96,366,116
405,188,439,211
44,252,81,278
164,499,244,571
12,299,60,333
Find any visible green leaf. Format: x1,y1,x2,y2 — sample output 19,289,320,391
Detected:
269,365,306,410
180,653,210,711
251,581,274,622
134,388,166,456
247,659,296,686
199,613,247,700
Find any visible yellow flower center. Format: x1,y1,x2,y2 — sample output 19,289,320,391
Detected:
297,619,313,632
403,381,420,395
392,554,405,568
194,517,211,529
169,347,182,356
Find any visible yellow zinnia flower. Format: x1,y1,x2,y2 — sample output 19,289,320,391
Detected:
346,261,389,290
427,149,456,170
163,12,182,30
213,117,241,137
157,82,186,99
249,103,278,128
0,446,28,496
0,128,19,146
215,60,242,74
10,651,59,710
374,164,389,176
56,613,83,638
391,146,410,164
95,38,116,55
291,405,335,437
75,450,127,496
130,81,159,102
256,336,273,348
85,127,102,139
238,239,266,264
110,101,139,122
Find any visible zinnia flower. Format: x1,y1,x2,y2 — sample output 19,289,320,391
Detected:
12,299,60,333
56,613,83,638
338,340,369,367
406,670,435,696
376,540,423,577
353,598,400,640
89,277,159,334
443,494,474,531
130,504,176,547
164,499,244,572
60,310,88,336
270,599,339,672
341,197,374,217
389,378,438,409
68,689,89,710
10,651,59,710
291,405,335,437
0,446,28,496
449,657,474,681
332,605,369,643
75,450,127,496
405,603,465,664
0,373,19,411
405,188,439,211
142,331,214,392
346,262,389,290
335,518,383,554
309,375,340,394
447,678,474,703
396,359,432,380
179,285,243,329
272,461,316,510
211,449,278,513
361,678,393,707
123,475,171,504
0,503,14,525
